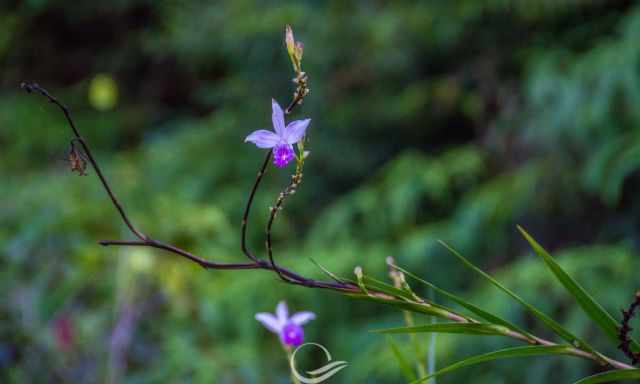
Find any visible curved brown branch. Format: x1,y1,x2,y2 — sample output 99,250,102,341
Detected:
22,82,353,291
21,82,148,242
240,152,271,263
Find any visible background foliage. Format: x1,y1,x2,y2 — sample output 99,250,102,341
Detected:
1,1,639,382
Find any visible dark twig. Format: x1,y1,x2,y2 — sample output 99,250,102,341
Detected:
22,82,354,289
284,71,308,114
240,152,272,263
21,82,148,242
266,170,303,284
22,82,356,290
618,290,640,365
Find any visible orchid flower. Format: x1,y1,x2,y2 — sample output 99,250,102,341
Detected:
245,99,311,167
255,301,316,347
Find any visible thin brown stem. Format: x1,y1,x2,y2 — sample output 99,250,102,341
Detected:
265,170,303,284
21,82,148,242
22,82,352,291
240,152,272,263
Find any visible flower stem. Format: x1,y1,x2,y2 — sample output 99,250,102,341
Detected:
284,346,301,384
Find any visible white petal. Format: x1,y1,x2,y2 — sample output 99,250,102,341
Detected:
284,119,311,144
271,99,285,136
255,313,282,333
290,311,316,326
245,129,280,148
276,301,289,324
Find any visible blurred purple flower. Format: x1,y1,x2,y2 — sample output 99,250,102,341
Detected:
255,301,315,347
245,99,311,167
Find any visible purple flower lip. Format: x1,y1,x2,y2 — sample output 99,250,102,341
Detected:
255,301,316,347
245,99,311,167
273,144,295,168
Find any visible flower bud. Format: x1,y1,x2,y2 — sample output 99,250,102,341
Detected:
284,25,303,73
285,25,295,57
294,41,304,61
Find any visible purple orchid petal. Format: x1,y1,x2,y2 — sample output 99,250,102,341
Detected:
276,301,289,325
290,311,316,326
271,99,285,136
280,322,304,347
283,118,311,144
255,313,282,334
273,144,295,167
245,129,281,148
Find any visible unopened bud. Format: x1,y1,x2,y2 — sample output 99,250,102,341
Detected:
294,41,304,61
284,25,303,73
285,25,295,57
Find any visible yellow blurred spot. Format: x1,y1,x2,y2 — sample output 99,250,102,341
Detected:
88,73,118,111
128,248,153,273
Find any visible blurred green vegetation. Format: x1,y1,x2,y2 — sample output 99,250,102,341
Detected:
1,1,640,383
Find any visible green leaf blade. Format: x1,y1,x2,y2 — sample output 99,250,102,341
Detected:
572,369,640,384
374,322,505,336
391,264,533,339
411,345,573,383
439,240,602,358
387,336,417,382
517,226,631,349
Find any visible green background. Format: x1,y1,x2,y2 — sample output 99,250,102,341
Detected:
1,1,639,382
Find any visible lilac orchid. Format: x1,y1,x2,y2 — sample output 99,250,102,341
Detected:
245,99,311,167
255,301,316,347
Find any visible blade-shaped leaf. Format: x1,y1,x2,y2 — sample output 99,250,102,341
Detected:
362,275,417,301
347,292,453,319
573,369,640,384
374,322,506,336
518,226,639,350
439,240,604,360
411,345,573,383
387,336,417,382
391,264,534,340
361,275,468,320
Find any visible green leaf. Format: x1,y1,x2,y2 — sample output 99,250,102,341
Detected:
362,275,416,301
439,240,603,360
387,336,417,382
374,322,506,336
346,292,453,319
391,264,534,339
411,345,573,383
573,369,640,384
360,274,467,319
518,226,637,350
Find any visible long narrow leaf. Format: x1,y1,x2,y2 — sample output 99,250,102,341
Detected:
439,240,603,359
518,226,638,350
346,293,447,318
573,369,640,384
374,322,506,336
362,275,467,319
411,345,573,383
387,336,417,382
391,264,533,339
362,275,417,301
